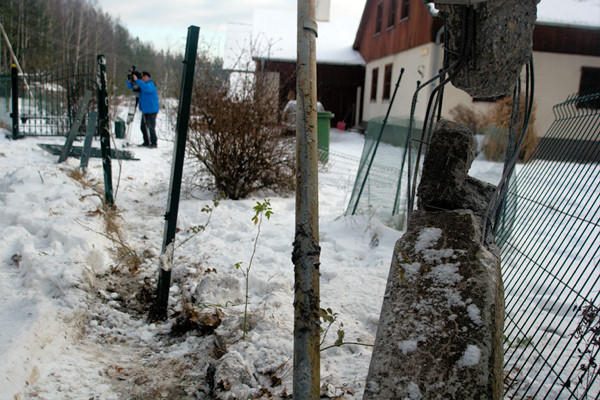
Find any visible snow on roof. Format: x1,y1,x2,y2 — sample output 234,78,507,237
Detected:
426,0,600,28
536,0,600,28
252,8,365,65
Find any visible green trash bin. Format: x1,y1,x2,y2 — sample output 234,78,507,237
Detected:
114,118,125,139
317,111,333,162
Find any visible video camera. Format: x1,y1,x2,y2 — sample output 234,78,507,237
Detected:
127,65,142,82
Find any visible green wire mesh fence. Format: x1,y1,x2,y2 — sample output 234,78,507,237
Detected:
345,116,422,229
498,93,599,399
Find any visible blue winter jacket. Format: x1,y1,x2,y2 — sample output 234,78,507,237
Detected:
126,79,159,114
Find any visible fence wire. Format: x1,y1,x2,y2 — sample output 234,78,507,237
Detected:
345,116,421,228
498,93,600,399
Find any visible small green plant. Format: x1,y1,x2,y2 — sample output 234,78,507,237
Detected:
320,307,345,350
235,199,273,339
175,199,219,250
319,307,373,352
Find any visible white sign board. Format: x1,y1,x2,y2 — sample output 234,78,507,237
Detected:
316,0,331,22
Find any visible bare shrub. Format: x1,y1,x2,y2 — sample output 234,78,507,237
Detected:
482,96,538,162
449,103,489,134
481,126,508,161
187,47,294,200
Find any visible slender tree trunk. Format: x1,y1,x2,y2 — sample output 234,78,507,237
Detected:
292,0,320,398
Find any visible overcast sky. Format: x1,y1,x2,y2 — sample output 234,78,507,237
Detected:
94,0,367,55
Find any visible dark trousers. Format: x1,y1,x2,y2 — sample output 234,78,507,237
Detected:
141,113,158,145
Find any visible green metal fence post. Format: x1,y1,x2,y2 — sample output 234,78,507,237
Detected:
10,64,18,139
151,25,199,321
97,55,114,207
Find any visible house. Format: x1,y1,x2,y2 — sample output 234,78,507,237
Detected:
251,5,365,128
353,0,600,137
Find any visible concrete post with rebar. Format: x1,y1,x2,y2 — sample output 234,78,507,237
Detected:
364,120,504,399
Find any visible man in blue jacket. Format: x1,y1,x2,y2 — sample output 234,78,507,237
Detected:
127,71,159,147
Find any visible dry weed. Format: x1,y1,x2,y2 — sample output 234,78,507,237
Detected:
482,96,539,162
68,167,142,274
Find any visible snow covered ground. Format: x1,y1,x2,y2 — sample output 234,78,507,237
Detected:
1,112,506,399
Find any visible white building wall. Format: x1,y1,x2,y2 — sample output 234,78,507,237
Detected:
439,50,600,137
363,43,438,123
364,45,600,139
529,51,600,136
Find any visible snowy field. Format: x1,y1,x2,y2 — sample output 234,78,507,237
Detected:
11,108,594,399
0,113,406,399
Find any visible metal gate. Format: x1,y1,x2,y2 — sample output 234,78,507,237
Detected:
6,58,95,136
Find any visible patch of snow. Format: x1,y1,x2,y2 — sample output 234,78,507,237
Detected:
420,248,455,264
427,263,461,285
194,272,244,307
398,340,419,354
400,262,421,278
467,304,482,326
444,289,466,308
406,381,423,399
457,345,481,368
415,227,442,252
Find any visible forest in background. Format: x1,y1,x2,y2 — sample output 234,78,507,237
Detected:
0,0,185,96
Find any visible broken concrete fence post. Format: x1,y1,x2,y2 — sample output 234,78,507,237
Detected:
437,0,539,99
418,119,496,221
364,120,504,399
